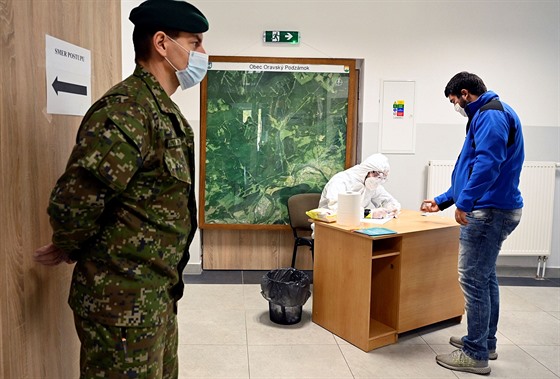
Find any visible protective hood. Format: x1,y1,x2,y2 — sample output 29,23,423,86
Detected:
345,153,390,182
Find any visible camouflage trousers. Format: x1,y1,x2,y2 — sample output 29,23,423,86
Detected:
74,311,178,379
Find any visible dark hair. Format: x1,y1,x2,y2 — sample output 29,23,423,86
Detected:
132,26,180,63
444,72,487,97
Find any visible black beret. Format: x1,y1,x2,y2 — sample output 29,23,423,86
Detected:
129,0,209,33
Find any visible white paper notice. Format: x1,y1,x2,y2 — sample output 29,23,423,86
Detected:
46,35,91,116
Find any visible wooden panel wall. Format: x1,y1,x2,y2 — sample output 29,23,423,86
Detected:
0,0,121,377
202,229,314,270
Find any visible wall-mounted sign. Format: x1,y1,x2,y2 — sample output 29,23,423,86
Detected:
209,61,348,73
379,80,416,154
46,34,91,116
263,31,300,44
393,100,405,118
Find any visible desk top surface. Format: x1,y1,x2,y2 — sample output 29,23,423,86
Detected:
314,209,459,237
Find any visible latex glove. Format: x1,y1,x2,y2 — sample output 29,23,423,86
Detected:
387,208,400,218
370,208,389,219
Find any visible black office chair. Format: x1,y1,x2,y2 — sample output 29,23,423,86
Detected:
287,193,321,268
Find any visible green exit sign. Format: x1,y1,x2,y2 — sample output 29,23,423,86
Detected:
263,31,300,44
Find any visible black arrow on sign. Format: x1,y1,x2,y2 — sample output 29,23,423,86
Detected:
52,76,87,96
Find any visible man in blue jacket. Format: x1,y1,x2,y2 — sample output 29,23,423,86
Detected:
422,72,524,375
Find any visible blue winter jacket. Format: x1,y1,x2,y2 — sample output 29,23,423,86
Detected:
435,91,524,212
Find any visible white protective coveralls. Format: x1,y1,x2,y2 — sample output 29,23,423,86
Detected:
318,153,401,216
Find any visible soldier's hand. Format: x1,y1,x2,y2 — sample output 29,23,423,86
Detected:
34,243,74,266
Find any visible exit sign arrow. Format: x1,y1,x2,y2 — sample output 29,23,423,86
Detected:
52,76,87,96
263,31,300,44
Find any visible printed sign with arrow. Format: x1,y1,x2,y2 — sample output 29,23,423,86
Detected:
46,35,91,116
263,31,300,44
52,76,87,96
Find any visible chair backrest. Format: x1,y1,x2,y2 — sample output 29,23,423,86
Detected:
287,193,321,231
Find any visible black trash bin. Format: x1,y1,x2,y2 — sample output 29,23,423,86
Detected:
261,268,311,325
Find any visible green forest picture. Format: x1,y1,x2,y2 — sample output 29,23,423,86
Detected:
203,65,351,226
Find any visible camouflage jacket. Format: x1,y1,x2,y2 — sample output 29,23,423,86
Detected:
48,65,197,327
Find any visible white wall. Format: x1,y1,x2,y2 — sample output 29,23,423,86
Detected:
121,0,560,269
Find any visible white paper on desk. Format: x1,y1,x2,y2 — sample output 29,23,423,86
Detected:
360,217,393,225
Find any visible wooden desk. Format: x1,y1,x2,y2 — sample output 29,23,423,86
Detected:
312,210,464,352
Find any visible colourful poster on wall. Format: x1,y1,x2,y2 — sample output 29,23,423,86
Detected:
393,100,405,118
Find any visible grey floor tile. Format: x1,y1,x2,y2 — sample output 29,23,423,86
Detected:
506,286,560,312
520,345,560,376
178,344,249,378
245,308,335,346
501,286,543,311
178,309,247,345
179,284,245,311
243,283,270,310
498,310,560,346
248,344,353,378
341,343,456,378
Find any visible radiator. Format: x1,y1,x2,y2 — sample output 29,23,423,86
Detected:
427,160,557,259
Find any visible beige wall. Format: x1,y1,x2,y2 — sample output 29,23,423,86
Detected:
0,0,121,377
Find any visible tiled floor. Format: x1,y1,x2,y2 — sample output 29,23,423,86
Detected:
176,269,560,378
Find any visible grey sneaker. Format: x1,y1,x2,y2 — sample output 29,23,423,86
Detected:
436,349,491,375
450,336,498,360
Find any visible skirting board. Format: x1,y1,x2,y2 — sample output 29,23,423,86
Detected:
185,262,203,275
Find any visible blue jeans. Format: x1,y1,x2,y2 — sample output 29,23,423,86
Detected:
458,208,522,361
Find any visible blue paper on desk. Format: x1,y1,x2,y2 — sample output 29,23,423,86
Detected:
354,227,397,236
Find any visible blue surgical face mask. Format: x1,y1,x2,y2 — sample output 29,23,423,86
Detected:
165,36,208,90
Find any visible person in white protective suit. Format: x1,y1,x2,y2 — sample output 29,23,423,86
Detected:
319,153,401,218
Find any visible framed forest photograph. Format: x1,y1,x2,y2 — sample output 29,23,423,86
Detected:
200,57,357,229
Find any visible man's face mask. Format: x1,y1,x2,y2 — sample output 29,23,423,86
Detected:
454,102,468,117
453,92,470,117
165,36,208,90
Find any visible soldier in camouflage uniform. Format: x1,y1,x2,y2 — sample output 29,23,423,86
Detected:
33,1,208,377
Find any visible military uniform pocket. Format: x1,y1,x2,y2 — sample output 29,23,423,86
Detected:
163,143,191,185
